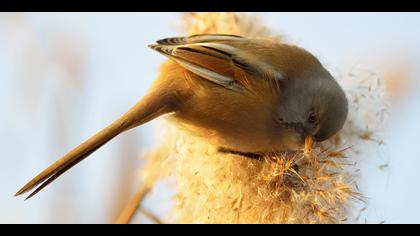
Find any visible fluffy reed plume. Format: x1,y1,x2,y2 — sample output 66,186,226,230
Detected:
137,12,388,224
180,12,280,40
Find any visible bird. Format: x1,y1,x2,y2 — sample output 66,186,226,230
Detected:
15,34,348,200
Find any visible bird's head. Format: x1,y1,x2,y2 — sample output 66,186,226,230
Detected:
272,48,348,148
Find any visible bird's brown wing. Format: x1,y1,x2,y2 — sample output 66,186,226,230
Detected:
150,35,260,92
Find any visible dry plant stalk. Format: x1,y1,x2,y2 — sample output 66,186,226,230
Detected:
140,208,164,224
115,144,170,224
137,12,387,224
115,184,151,224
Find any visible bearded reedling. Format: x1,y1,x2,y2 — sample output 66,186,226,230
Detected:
16,34,348,199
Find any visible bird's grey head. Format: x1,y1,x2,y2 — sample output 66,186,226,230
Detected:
275,65,348,146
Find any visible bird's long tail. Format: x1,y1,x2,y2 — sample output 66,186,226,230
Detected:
15,90,173,200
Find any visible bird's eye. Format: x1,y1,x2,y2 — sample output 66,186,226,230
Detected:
308,112,318,124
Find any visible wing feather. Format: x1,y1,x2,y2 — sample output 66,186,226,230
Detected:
150,34,260,91
156,34,244,45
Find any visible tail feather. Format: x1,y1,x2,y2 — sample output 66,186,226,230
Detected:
16,91,173,199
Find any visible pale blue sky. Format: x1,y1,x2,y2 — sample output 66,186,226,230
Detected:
1,12,420,223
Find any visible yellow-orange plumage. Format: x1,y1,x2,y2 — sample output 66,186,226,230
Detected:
16,18,348,201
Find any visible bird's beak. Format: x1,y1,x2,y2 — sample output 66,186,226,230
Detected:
304,136,314,153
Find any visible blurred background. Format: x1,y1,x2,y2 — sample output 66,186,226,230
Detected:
1,12,420,224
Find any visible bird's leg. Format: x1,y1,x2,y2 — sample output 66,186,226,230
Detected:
217,147,264,161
